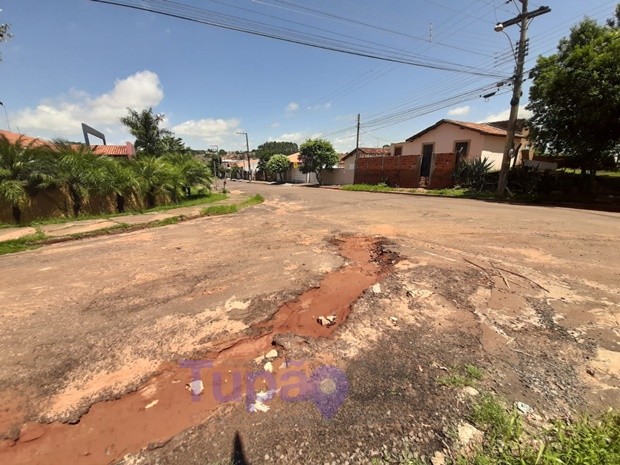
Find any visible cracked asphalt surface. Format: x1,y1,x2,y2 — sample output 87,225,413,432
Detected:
0,183,619,464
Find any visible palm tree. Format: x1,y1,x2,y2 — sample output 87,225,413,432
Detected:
162,152,212,201
50,141,108,217
130,156,173,208
0,134,48,223
120,108,170,156
98,157,140,213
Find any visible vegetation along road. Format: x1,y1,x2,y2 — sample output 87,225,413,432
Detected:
0,183,619,464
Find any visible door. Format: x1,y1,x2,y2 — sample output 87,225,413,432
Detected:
420,144,433,178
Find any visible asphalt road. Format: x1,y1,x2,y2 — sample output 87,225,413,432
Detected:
1,183,619,464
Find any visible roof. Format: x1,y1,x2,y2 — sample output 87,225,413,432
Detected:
88,144,134,157
287,152,300,163
0,130,48,147
0,130,134,157
405,119,524,142
342,147,391,161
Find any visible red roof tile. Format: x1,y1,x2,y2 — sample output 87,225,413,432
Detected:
406,119,524,142
0,130,133,157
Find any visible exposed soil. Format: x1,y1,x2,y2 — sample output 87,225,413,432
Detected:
1,183,619,465
0,235,396,465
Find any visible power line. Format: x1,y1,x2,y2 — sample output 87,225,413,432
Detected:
90,0,507,78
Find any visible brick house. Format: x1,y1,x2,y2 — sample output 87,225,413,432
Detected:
391,119,531,171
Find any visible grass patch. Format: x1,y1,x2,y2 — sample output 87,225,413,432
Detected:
201,195,264,216
148,217,181,227
240,194,265,207
0,192,228,228
374,391,620,465
342,184,396,192
201,204,239,216
438,365,484,388
0,230,47,255
148,192,228,211
560,168,620,178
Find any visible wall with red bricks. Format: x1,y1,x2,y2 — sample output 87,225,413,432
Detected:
354,155,421,188
428,153,458,189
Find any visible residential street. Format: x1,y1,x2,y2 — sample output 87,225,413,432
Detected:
1,184,619,465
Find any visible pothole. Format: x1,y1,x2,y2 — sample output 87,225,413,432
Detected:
0,235,398,465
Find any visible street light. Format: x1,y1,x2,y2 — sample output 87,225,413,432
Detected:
494,1,550,195
236,131,251,181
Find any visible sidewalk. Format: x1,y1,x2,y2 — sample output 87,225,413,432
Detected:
0,191,245,243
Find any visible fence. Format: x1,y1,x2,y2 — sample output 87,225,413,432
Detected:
353,153,457,189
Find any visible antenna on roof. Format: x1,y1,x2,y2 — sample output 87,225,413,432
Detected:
429,22,432,42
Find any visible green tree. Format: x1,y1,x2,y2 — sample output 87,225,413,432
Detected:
0,24,12,63
161,135,187,154
98,157,140,214
51,141,109,218
266,154,290,182
162,152,212,201
527,9,620,178
0,134,48,223
298,139,339,185
256,141,298,180
120,108,171,156
129,156,173,208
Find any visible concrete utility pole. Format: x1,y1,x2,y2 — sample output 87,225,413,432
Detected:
495,1,551,195
237,131,251,181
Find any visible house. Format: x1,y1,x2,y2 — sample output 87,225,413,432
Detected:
0,129,135,157
341,147,391,170
283,153,318,184
390,119,532,171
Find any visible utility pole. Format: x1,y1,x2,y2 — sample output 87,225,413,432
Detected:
495,1,550,195
356,113,360,152
236,131,251,181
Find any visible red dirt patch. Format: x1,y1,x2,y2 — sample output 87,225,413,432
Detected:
0,235,396,465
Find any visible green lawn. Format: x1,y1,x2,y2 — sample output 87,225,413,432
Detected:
341,184,395,193
560,168,620,178
1,192,228,228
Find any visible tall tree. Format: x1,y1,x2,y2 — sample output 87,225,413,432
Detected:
120,108,171,156
0,24,12,63
256,141,299,179
298,139,339,185
527,8,620,177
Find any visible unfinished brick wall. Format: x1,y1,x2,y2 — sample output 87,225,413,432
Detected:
354,155,421,188
428,153,458,189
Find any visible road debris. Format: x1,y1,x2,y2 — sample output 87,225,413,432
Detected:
265,349,278,359
317,315,337,327
515,401,534,415
371,283,382,294
144,400,159,410
186,380,204,396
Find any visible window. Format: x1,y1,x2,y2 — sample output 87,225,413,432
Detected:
394,146,403,156
454,141,470,156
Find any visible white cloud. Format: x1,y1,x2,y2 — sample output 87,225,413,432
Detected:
448,105,471,116
307,102,332,111
277,132,305,143
172,118,241,145
15,70,164,137
483,106,533,122
285,102,299,113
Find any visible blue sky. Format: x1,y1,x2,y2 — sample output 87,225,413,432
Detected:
0,0,617,153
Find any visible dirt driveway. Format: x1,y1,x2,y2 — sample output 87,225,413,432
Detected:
0,184,619,464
